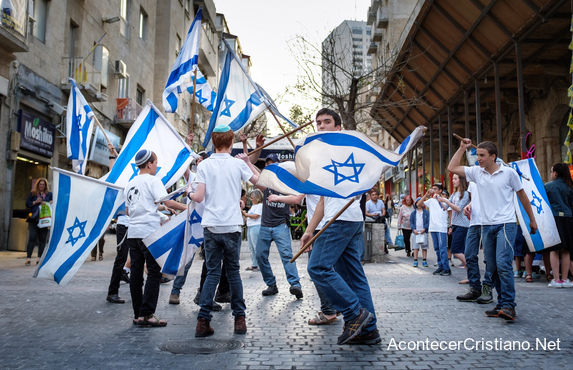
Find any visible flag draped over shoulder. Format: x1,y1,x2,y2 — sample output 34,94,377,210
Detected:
511,158,561,252
35,168,124,285
66,79,95,175
103,100,194,188
143,201,204,277
163,8,202,113
202,42,268,150
180,68,217,111
258,126,425,198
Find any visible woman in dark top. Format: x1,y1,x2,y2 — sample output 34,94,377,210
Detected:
544,163,573,288
25,178,53,265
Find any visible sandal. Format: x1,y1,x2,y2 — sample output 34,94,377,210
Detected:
525,274,533,283
308,311,338,325
458,279,469,284
99,253,103,261
25,261,31,266
140,314,167,327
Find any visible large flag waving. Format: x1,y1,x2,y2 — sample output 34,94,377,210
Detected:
180,68,217,111
202,41,268,150
258,127,426,198
511,158,561,252
144,201,204,277
66,78,95,175
163,8,202,113
103,100,194,188
35,168,124,285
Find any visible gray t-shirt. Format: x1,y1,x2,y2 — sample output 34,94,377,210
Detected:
261,189,290,227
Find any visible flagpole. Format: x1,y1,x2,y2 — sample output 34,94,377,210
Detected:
268,108,296,149
290,198,355,263
91,114,115,153
189,69,198,137
247,120,314,158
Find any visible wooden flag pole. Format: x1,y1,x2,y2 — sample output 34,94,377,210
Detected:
268,109,296,149
189,69,198,136
292,214,307,234
453,133,477,149
247,120,314,158
290,198,355,263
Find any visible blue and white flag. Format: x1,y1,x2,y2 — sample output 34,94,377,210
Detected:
144,201,204,277
511,158,561,252
163,8,202,113
180,68,217,111
103,100,194,189
34,168,124,285
156,183,190,204
66,78,95,175
258,126,425,198
202,42,268,150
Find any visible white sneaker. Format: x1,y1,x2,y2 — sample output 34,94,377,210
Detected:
548,279,563,288
561,279,573,288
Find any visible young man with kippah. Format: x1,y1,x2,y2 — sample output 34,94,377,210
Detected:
125,149,187,326
188,125,259,337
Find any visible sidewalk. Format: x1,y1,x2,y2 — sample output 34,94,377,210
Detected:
0,229,570,369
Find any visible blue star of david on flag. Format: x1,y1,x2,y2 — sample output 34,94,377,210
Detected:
531,191,544,214
189,209,202,225
323,153,365,186
188,235,204,248
129,163,162,181
220,95,235,117
66,217,87,246
195,90,208,105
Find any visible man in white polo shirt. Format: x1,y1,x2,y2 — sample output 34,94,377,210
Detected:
448,140,537,321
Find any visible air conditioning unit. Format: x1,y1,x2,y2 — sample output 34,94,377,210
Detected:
114,60,127,79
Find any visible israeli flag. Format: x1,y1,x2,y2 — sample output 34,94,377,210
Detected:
66,78,95,175
511,158,561,252
258,126,425,198
144,201,204,277
163,8,202,113
103,100,194,189
156,183,190,204
180,68,217,111
202,41,268,150
34,168,124,285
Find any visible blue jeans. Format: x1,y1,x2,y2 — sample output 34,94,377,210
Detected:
256,222,300,287
307,221,377,333
385,224,393,245
171,253,196,296
482,223,517,309
308,243,336,316
247,225,260,268
198,230,245,320
431,232,449,271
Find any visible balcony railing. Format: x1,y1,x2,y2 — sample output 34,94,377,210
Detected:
61,57,106,102
115,98,143,128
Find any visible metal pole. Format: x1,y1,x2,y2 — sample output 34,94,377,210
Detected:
439,115,444,184
516,42,527,159
421,135,426,195
464,90,470,138
494,62,503,159
447,106,453,191
475,80,481,143
429,122,434,185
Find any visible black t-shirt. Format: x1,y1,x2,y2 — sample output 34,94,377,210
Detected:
261,188,290,227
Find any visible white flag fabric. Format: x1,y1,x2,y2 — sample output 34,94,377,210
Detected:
103,100,194,189
34,168,124,285
66,78,95,175
258,127,425,198
202,42,268,150
180,68,217,111
163,8,202,113
144,201,204,277
511,158,561,252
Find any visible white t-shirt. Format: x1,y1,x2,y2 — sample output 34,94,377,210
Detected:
465,165,523,225
467,182,481,227
416,209,424,231
306,194,327,229
125,174,168,239
246,203,262,227
196,153,253,228
424,197,448,233
323,196,363,223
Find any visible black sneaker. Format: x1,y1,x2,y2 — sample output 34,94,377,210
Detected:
433,268,443,275
485,307,501,317
289,285,303,299
456,287,481,302
337,308,374,345
212,301,223,312
477,285,493,304
498,307,516,321
121,270,130,284
262,284,278,296
193,289,201,305
160,277,171,284
440,270,452,276
215,291,231,303
346,329,381,345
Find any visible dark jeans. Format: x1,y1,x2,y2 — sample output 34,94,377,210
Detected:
200,258,230,296
91,236,105,258
198,230,245,321
402,229,413,254
128,238,161,319
308,246,336,316
27,223,49,259
107,224,128,296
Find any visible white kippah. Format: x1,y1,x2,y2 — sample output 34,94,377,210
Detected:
135,149,152,166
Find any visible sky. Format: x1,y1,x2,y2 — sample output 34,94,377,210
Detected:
214,0,371,132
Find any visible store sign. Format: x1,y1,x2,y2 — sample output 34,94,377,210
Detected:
18,110,55,157
89,127,121,166
1,0,26,37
